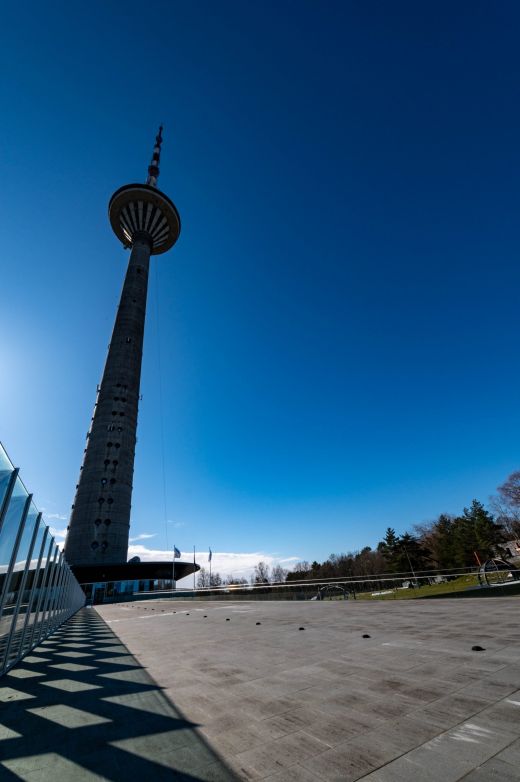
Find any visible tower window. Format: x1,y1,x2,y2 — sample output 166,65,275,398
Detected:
104,459,110,466
101,541,108,550
107,498,114,505
95,519,102,527
107,442,113,448
109,478,116,485
101,478,107,486
104,519,111,526
112,459,118,466
91,541,99,550
126,338,132,344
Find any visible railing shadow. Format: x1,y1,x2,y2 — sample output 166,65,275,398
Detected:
0,608,238,780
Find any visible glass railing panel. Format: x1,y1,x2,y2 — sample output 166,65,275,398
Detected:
28,538,56,648
0,477,29,577
51,563,67,628
40,546,60,635
0,444,13,472
1,501,38,617
0,471,14,514
0,502,38,665
0,444,14,512
11,501,38,574
0,441,84,672
7,515,47,665
0,480,30,667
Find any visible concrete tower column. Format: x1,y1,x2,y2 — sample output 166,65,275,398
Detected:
64,128,180,567
64,235,152,564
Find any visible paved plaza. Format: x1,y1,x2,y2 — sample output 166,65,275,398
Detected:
1,598,520,781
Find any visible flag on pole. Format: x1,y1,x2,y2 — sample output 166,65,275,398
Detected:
208,548,212,562
173,546,181,559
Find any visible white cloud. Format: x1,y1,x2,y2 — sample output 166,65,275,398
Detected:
45,513,67,521
128,533,158,543
49,527,68,539
125,544,300,582
167,520,186,528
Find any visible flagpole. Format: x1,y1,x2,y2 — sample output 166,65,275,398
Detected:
172,545,176,596
193,545,196,591
209,550,212,589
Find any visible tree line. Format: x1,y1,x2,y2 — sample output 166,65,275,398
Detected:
196,561,289,589
195,470,520,588
286,469,520,582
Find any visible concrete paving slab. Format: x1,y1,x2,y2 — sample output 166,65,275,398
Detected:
0,609,238,781
3,596,520,780
96,597,520,781
460,757,520,781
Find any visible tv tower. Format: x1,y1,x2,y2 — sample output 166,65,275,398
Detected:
64,129,180,567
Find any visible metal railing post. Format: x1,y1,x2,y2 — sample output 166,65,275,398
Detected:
43,551,63,639
33,543,58,647
18,524,48,658
1,510,40,673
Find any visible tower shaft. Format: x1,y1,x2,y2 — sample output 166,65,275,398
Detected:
64,128,180,570
64,236,151,565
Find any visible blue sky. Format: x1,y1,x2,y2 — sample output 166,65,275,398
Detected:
1,1,520,580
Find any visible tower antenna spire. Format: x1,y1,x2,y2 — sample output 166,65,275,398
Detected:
146,125,163,187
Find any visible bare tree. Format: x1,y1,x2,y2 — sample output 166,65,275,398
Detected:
224,576,249,585
252,561,270,584
197,567,210,588
209,572,222,587
498,471,520,507
270,564,288,583
490,496,520,539
493,471,520,539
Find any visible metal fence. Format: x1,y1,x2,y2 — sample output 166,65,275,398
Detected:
0,442,84,675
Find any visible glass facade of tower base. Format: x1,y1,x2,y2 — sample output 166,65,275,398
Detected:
0,442,84,676
82,579,178,604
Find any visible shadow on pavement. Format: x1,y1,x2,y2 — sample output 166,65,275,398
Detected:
0,608,238,781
